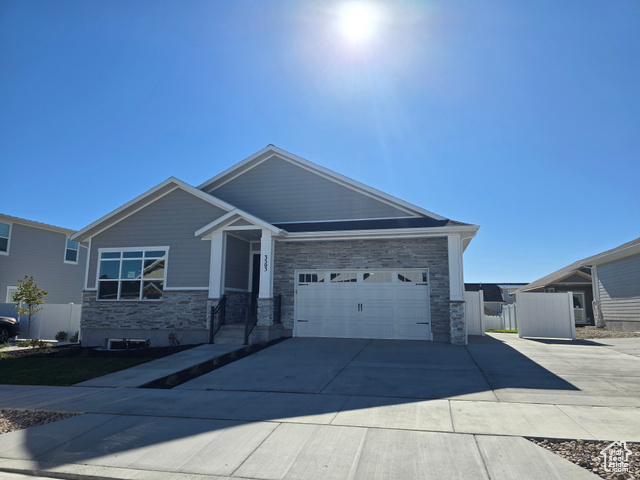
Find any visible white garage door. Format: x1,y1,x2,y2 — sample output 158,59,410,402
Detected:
294,269,431,340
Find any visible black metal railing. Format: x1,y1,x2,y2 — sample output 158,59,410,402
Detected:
209,295,227,344
243,306,258,345
273,294,282,324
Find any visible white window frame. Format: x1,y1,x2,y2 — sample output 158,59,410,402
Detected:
64,236,79,264
96,246,170,301
6,286,18,303
0,221,11,255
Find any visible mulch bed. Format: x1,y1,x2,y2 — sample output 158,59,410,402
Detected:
0,409,79,435
530,438,639,480
576,326,639,340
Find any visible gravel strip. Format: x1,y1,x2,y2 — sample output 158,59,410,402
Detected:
576,327,639,340
530,438,639,480
0,409,79,435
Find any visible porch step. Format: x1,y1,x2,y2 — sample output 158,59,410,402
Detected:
214,324,248,345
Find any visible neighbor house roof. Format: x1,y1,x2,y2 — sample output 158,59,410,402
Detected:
464,283,504,302
0,213,76,236
518,237,640,292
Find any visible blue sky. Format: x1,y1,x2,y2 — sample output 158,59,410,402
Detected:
1,0,639,283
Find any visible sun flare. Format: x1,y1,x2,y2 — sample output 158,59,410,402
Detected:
343,3,372,41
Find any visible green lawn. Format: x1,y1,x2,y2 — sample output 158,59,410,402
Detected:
0,345,194,386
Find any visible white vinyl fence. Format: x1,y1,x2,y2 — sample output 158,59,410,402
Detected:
464,290,485,336
0,303,81,340
501,303,518,330
515,292,576,340
484,315,503,330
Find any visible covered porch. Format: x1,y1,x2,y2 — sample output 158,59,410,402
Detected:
196,210,285,344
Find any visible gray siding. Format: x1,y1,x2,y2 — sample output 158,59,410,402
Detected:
0,223,86,303
598,253,640,328
224,234,250,291
87,188,227,289
206,156,412,222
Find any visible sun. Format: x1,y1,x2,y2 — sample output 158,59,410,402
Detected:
343,3,372,41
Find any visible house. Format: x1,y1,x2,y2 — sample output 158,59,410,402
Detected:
0,214,88,305
516,260,595,325
590,238,640,331
464,283,505,316
518,237,640,330
72,146,479,347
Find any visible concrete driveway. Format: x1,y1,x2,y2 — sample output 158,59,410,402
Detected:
176,334,640,408
1,333,639,480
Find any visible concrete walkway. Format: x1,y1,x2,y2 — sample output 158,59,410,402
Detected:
76,344,244,388
1,333,638,479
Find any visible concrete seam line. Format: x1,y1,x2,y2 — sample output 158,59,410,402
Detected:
464,343,494,394
318,339,372,395
554,405,599,440
472,434,493,480
448,400,456,433
228,421,285,478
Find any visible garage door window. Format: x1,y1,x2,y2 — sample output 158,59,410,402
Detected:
363,272,392,283
398,271,428,283
330,272,357,283
299,273,324,283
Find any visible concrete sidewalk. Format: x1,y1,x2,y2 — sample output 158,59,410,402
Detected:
76,344,244,388
0,411,600,480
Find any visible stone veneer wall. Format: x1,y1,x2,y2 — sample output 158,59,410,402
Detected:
81,290,209,346
449,301,466,345
273,237,450,339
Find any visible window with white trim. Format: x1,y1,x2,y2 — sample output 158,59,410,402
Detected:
0,222,10,254
98,248,167,300
65,237,79,263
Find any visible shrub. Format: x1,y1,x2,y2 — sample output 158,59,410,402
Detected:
17,340,31,348
55,330,68,342
168,331,180,347
29,338,49,348
69,331,79,343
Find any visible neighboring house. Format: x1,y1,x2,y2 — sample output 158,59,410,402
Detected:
464,284,504,315
518,237,640,329
72,145,479,347
590,238,640,331
498,283,527,305
0,214,88,305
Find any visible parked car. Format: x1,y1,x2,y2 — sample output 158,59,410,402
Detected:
0,316,20,342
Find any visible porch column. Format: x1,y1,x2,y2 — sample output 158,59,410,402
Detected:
258,230,274,298
208,231,225,299
257,230,275,327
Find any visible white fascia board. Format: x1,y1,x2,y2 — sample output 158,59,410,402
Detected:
0,213,76,236
280,225,479,242
587,243,640,266
71,177,236,242
195,209,283,238
198,145,447,221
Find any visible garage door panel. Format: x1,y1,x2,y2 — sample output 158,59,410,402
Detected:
295,270,431,341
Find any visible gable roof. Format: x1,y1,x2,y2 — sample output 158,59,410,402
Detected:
519,236,640,292
198,145,449,221
0,213,76,236
195,209,283,238
71,177,237,242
